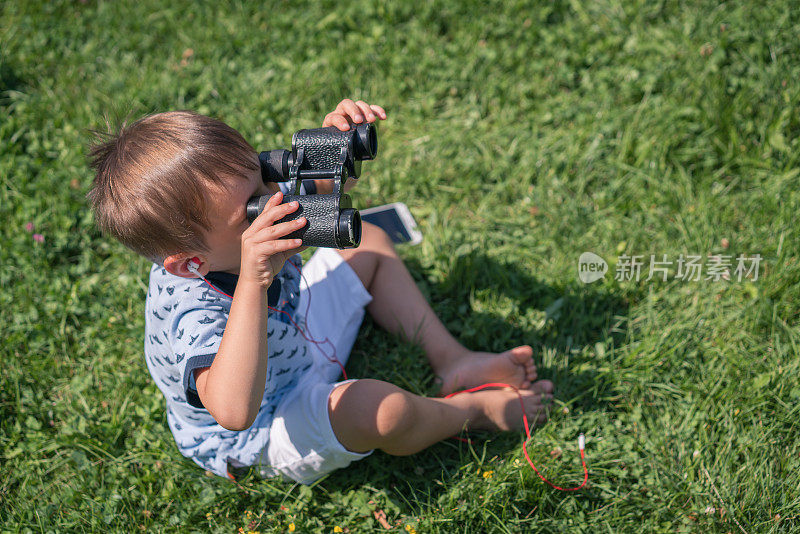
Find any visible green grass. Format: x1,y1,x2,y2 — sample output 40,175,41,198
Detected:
2,0,800,532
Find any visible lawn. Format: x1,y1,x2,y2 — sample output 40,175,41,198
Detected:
2,0,799,532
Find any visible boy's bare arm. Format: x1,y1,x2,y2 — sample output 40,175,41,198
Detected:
194,192,306,431
194,278,267,430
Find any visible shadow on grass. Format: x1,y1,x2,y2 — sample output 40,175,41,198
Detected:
0,60,24,98
271,251,638,506
376,252,634,410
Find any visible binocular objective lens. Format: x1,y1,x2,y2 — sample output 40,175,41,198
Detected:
337,208,361,248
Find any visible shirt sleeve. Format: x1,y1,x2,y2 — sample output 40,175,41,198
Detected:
168,306,229,410
186,363,207,409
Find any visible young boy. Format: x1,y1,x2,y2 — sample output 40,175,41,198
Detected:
88,99,554,484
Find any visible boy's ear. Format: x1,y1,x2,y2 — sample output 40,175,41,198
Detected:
164,253,205,278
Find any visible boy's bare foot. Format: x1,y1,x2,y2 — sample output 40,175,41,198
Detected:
436,345,538,396
449,379,555,431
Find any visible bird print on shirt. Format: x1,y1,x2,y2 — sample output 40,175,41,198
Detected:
160,375,179,387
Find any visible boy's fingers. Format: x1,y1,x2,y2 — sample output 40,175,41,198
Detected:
254,217,307,242
329,100,384,128
355,100,376,122
369,104,387,119
337,99,363,123
249,199,299,231
247,192,283,230
336,98,356,114
254,191,283,219
324,112,350,131
256,238,303,258
276,244,306,262
277,244,308,259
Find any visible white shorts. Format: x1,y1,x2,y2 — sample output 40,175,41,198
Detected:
257,247,375,485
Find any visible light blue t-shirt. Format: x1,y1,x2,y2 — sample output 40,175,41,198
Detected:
143,251,315,478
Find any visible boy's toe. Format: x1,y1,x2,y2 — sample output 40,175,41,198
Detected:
531,379,554,394
509,345,534,364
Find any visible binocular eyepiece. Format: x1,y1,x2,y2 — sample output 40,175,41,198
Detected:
246,122,377,249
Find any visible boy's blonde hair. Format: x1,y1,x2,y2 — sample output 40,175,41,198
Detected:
87,111,259,263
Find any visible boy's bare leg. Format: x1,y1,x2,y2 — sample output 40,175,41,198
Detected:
337,222,540,395
328,378,554,454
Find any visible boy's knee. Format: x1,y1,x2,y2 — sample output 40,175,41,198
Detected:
360,221,395,253
329,379,417,450
374,388,416,441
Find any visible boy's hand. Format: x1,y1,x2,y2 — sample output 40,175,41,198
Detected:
238,191,306,288
323,99,387,131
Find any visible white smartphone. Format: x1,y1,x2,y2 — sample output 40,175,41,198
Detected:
359,202,423,245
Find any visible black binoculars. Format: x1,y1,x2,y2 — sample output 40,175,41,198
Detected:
246,123,377,248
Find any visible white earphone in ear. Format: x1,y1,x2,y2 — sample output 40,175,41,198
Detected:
187,258,201,276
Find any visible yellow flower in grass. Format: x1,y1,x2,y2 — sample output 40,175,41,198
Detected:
334,527,343,533
483,470,494,479
288,524,296,532
405,525,417,534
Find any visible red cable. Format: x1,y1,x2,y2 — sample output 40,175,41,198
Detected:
444,382,588,491
287,259,345,379
201,267,586,490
